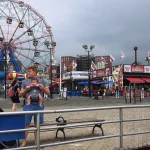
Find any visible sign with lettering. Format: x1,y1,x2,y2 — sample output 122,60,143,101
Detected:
97,69,106,77
131,65,144,73
144,66,150,73
62,71,88,80
124,65,131,72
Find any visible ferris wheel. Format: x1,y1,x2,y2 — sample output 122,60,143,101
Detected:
0,0,56,73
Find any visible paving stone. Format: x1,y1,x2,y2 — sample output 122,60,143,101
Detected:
1,95,150,150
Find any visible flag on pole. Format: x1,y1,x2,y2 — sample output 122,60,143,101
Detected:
110,54,115,63
91,61,97,70
101,57,106,63
72,60,77,69
120,50,125,60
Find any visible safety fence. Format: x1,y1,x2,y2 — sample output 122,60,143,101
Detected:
1,105,150,150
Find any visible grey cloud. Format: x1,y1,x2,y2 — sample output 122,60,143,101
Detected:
24,0,150,65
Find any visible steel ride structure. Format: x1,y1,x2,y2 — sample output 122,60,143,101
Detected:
0,0,56,73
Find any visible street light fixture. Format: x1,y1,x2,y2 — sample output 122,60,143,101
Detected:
44,40,56,99
145,56,150,65
82,44,95,97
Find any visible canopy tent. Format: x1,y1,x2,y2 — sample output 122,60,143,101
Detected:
98,81,108,84
108,81,116,84
78,81,88,85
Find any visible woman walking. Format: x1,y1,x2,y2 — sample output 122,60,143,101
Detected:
10,79,20,111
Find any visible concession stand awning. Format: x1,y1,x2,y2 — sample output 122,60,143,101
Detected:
141,78,150,83
126,78,145,83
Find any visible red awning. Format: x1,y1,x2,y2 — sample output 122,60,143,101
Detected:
126,78,145,83
91,80,101,82
141,78,150,83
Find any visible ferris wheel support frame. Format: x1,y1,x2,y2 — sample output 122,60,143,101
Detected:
0,49,21,72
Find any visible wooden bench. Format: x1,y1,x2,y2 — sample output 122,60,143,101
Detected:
30,116,105,140
82,91,89,96
133,93,141,103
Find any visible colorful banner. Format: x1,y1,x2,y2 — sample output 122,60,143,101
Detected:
112,65,122,82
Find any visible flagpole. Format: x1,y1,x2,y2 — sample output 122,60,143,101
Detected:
60,55,62,91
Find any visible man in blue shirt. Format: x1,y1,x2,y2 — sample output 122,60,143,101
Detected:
20,65,50,147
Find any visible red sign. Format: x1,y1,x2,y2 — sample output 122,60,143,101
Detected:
131,65,144,72
124,65,131,72
52,69,56,74
144,66,150,73
96,69,106,77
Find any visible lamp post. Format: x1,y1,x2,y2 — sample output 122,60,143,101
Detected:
4,42,8,99
82,45,95,97
4,51,7,99
44,41,56,99
145,56,150,65
134,46,138,65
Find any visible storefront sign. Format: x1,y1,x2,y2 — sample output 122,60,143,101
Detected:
63,71,88,80
144,66,150,73
131,65,144,72
97,69,106,77
124,65,131,72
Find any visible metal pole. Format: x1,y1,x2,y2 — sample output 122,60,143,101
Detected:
134,46,138,65
108,74,109,90
70,72,72,97
50,49,53,99
88,51,91,98
36,113,40,150
4,51,7,99
119,108,123,149
135,49,137,64
59,55,62,91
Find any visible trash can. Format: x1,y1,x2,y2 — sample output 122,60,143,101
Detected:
67,91,71,96
119,90,122,96
72,90,77,96
77,91,81,96
90,91,93,97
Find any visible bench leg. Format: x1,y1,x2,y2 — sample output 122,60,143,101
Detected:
92,124,104,136
56,128,66,140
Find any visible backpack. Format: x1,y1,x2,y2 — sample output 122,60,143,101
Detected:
8,87,16,97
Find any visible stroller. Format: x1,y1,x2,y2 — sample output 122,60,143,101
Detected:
0,108,19,149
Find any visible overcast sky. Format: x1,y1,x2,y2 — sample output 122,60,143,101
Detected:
24,0,150,65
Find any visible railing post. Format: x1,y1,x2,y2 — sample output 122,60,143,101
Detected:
36,113,40,150
120,108,123,149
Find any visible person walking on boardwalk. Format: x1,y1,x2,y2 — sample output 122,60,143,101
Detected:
20,65,50,147
10,79,20,111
